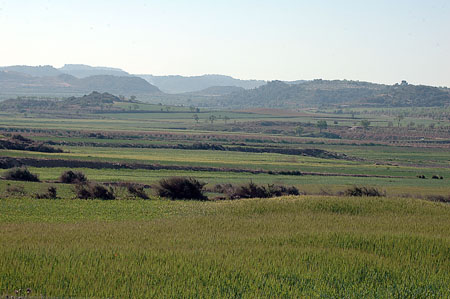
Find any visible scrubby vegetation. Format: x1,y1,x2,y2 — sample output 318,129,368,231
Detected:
124,183,149,199
344,186,385,197
156,177,207,200
212,182,300,199
75,183,115,200
227,182,300,199
35,186,57,199
4,185,25,196
3,167,40,182
0,134,62,153
59,170,88,184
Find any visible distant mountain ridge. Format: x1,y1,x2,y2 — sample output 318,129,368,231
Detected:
1,64,449,108
0,65,61,77
183,86,245,96
0,71,160,95
0,65,266,94
138,74,265,93
0,64,131,78
59,64,131,78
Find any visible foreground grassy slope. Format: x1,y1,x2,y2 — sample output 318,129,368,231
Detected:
1,196,450,297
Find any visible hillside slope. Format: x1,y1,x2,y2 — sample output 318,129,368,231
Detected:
214,80,450,108
0,71,160,95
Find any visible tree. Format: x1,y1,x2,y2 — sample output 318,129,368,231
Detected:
209,115,217,124
397,114,404,127
223,116,230,124
360,119,370,130
317,120,327,132
295,126,304,136
193,114,199,123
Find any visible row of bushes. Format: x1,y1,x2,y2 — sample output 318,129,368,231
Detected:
211,182,300,199
2,168,430,202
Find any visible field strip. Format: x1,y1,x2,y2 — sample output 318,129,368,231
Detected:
0,157,406,179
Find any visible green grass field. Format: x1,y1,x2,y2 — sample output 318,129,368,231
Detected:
1,196,450,297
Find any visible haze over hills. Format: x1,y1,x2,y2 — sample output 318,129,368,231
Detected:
0,70,160,96
0,64,131,78
1,64,449,109
182,86,245,96
138,74,265,93
0,65,62,77
59,64,131,78
0,64,266,95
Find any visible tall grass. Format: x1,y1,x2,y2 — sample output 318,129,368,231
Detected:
1,196,450,297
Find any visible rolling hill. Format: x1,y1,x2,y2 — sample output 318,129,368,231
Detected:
0,71,160,96
213,80,450,108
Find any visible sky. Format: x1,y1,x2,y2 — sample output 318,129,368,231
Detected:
0,0,449,86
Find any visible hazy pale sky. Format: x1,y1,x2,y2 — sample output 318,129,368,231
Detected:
0,0,449,86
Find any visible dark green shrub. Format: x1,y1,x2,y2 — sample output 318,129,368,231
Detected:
344,186,385,197
75,183,115,200
156,177,207,200
267,184,300,196
4,167,40,182
229,182,300,199
60,170,87,184
233,181,270,199
35,186,57,199
426,195,450,203
126,183,149,199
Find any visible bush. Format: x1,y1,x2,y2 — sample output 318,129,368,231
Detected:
35,186,57,199
60,170,87,184
4,167,40,182
227,182,300,199
426,195,450,203
267,184,300,196
5,185,25,196
11,134,33,143
233,181,269,199
75,183,115,200
156,177,207,200
344,186,385,197
126,183,149,199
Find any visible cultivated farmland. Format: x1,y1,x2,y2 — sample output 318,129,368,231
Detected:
1,94,450,297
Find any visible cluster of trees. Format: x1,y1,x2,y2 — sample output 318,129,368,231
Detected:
192,114,231,124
